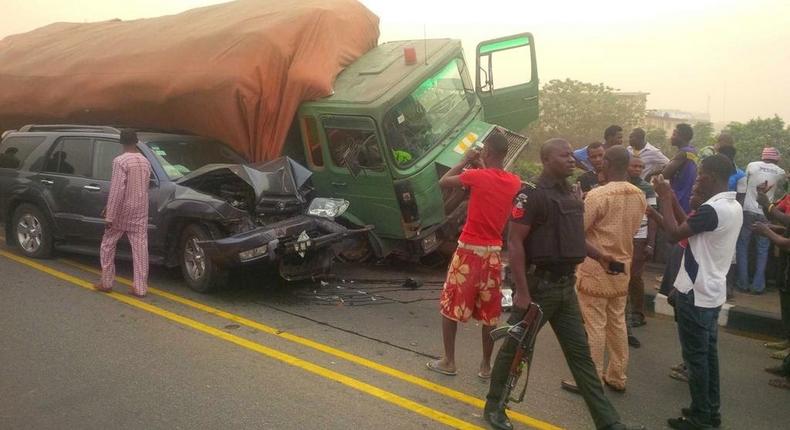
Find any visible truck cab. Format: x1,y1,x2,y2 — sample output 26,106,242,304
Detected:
292,34,538,260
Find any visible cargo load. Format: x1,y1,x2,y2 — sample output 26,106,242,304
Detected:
0,0,379,161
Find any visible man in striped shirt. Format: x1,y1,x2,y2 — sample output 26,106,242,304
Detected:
93,130,151,298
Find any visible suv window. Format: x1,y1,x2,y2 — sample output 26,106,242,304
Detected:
0,136,46,170
43,137,93,177
93,140,122,181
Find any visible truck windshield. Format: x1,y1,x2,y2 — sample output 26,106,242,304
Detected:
384,58,474,167
146,139,247,180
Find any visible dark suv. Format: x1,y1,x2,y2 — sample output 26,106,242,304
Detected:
0,125,369,291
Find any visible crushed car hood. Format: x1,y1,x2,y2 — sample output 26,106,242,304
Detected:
176,156,313,204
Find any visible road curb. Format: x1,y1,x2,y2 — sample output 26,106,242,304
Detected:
645,291,784,338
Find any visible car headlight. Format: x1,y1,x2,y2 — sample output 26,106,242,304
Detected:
239,245,268,262
307,198,349,219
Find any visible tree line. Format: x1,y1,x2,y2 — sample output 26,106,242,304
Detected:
514,78,790,179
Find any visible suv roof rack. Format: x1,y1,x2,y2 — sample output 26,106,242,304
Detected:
18,124,122,134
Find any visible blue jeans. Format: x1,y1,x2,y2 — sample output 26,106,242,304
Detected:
676,291,721,426
736,211,769,292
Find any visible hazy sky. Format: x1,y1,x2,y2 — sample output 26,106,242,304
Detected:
1,0,788,124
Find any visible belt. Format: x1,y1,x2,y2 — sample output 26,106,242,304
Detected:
531,266,576,283
457,241,502,253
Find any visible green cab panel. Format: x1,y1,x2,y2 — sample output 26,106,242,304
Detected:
434,120,495,168
475,33,539,133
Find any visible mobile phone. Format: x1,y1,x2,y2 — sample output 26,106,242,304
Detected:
609,262,626,273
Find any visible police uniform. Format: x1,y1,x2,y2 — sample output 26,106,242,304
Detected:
485,174,623,430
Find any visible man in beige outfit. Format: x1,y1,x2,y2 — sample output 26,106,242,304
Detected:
575,146,647,391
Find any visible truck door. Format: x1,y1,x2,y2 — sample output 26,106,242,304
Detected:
475,33,539,133
301,115,401,237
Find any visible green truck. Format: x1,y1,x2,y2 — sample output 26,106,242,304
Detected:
284,33,539,261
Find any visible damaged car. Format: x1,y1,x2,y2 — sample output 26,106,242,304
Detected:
0,125,371,292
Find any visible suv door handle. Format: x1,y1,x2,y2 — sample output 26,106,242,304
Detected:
83,185,101,191
331,181,348,187
40,179,54,185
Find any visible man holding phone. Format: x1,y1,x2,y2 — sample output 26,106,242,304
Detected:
573,146,647,392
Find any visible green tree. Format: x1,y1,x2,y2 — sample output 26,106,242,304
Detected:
692,121,715,148
724,116,790,170
645,127,667,147
526,79,646,148
510,158,542,182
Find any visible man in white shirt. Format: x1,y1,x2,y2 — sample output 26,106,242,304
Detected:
653,154,742,430
736,147,786,294
627,128,670,180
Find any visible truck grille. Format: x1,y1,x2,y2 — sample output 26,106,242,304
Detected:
500,128,529,171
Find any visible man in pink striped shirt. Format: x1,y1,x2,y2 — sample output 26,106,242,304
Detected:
93,130,151,297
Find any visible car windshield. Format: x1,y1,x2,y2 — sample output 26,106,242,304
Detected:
146,139,247,180
384,58,474,168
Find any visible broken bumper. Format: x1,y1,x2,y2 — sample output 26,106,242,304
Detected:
198,215,373,267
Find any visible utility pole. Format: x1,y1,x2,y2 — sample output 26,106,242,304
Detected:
722,81,727,124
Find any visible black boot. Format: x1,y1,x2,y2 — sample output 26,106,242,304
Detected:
483,403,513,430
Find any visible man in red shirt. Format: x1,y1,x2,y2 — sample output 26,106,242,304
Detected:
427,131,522,379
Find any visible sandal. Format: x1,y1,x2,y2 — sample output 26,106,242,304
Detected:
770,348,790,360
768,378,790,390
426,360,457,376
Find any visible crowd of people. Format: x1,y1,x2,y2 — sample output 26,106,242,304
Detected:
428,123,790,430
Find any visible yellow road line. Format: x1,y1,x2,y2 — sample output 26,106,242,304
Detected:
60,258,562,430
1,250,483,430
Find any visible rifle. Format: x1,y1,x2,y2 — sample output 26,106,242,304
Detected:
489,302,544,409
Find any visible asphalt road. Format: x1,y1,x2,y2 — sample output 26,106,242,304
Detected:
1,245,789,430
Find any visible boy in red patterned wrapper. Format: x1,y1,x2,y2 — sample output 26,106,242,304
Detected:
426,132,521,379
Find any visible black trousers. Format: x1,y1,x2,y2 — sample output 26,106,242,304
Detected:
486,275,620,430
676,291,721,426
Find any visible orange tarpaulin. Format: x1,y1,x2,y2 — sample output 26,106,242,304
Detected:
0,0,379,162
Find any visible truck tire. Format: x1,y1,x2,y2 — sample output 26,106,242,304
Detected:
337,232,372,263
12,204,53,258
179,223,228,293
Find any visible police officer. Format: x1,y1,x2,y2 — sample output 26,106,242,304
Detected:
484,139,644,430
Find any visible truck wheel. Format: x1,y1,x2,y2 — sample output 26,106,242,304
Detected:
179,223,227,293
12,204,53,258
337,233,372,263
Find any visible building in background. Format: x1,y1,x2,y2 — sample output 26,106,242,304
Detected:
646,109,711,134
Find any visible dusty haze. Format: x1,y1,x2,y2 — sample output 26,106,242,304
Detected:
1,0,788,124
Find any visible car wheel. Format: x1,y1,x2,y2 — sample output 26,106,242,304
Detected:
179,223,227,293
12,204,53,258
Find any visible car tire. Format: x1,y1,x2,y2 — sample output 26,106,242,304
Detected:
12,204,53,258
179,223,227,293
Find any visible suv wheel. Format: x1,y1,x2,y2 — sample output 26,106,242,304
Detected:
12,204,53,258
179,223,227,293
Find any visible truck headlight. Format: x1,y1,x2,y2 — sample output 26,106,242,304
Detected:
239,245,268,262
307,198,349,219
